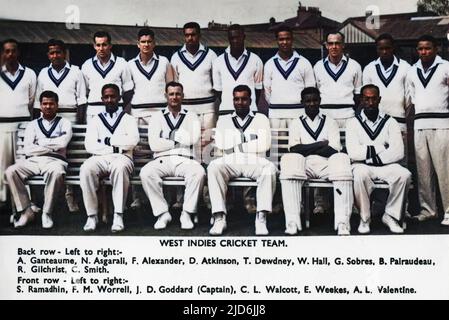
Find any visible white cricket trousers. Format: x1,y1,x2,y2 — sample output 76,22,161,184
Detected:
207,153,277,214
140,156,206,217
5,156,66,214
80,154,133,216
414,129,449,217
352,163,411,222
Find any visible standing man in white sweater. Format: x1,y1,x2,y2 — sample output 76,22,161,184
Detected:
0,39,36,206
171,22,217,160
406,35,449,225
139,82,205,230
264,25,315,128
81,31,133,124
362,33,410,130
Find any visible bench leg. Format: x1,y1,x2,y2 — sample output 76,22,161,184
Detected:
100,185,108,224
304,187,311,229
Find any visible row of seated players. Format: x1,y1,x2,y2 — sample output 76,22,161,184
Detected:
5,82,416,236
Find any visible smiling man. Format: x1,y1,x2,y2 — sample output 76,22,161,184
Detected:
406,35,449,225
208,85,276,236
264,26,315,129
139,81,205,230
171,22,217,159
34,39,87,213
0,39,36,206
5,91,72,229
81,31,133,123
363,34,411,131
80,84,139,233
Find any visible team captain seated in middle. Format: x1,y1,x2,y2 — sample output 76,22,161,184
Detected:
208,85,277,236
280,87,354,236
140,81,206,230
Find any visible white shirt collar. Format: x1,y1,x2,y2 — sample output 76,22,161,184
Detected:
38,115,59,124
180,43,206,54
93,53,116,63
1,63,25,73
301,111,325,122
49,61,71,71
101,109,121,118
231,111,255,121
163,107,187,115
274,50,300,63
375,56,400,68
225,47,249,59
415,55,444,71
135,53,159,63
324,54,348,66
360,110,387,124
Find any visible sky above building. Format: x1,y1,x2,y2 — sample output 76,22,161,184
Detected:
0,0,418,27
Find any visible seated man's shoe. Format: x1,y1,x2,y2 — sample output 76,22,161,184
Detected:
413,212,437,222
111,213,124,232
14,207,35,228
66,196,79,213
337,223,350,236
255,211,269,236
285,221,298,235
130,198,142,210
42,212,54,229
154,212,172,230
180,211,194,230
209,213,227,235
382,214,404,234
313,205,325,215
244,197,257,214
30,203,41,214
441,214,449,226
83,215,98,232
358,220,370,234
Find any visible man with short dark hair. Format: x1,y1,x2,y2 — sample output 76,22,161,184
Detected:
0,39,36,205
264,26,315,128
81,31,133,123
213,24,263,116
406,35,449,225
128,27,175,124
35,38,87,212
5,91,72,229
208,85,276,236
80,84,139,232
171,22,218,160
280,87,353,236
139,81,205,230
35,39,87,123
346,84,411,234
363,34,410,130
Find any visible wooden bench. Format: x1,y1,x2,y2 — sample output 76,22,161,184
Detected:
12,123,404,230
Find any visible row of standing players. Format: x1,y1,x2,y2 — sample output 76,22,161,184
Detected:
1,23,448,234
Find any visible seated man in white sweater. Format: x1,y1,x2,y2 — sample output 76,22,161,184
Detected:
208,85,277,235
80,84,139,232
280,87,353,236
140,81,205,230
5,90,72,228
346,84,412,234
